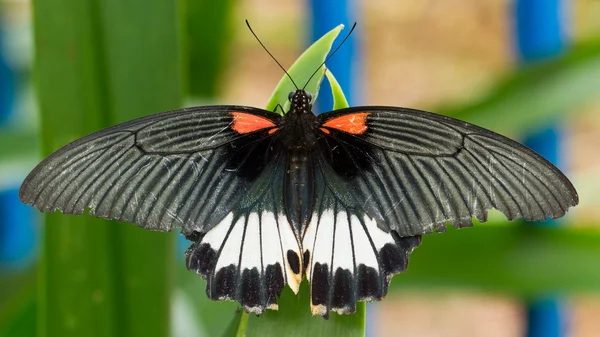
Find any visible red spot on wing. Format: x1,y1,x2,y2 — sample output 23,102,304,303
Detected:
231,112,277,134
322,112,370,135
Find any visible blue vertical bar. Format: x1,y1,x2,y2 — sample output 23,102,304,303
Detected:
0,19,37,269
0,188,38,268
309,0,361,113
515,0,569,336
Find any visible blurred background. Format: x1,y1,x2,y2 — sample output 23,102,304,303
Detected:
1,0,600,336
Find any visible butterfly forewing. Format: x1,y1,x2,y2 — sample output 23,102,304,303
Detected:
317,106,579,237
19,106,281,234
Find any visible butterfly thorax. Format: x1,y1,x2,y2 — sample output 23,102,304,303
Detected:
280,89,319,150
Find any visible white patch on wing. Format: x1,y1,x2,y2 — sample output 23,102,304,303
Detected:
261,212,283,270
240,213,261,271
260,213,284,311
363,215,395,250
351,214,378,271
201,213,234,250
311,209,334,273
214,216,245,272
332,211,354,272
277,213,302,293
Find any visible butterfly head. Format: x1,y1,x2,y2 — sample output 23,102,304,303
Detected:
288,89,313,114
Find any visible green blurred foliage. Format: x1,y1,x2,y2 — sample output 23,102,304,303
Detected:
444,38,600,136
183,0,235,97
394,223,600,295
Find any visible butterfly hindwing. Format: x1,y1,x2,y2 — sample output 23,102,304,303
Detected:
185,153,303,314
302,150,421,318
317,106,579,237
19,106,281,234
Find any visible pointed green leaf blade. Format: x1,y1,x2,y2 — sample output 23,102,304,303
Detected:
325,67,350,110
265,24,344,114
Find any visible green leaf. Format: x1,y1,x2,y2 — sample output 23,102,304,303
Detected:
218,310,247,337
265,24,344,114
0,295,36,337
444,38,600,136
183,0,235,97
325,68,349,110
0,128,38,162
0,128,38,190
0,277,36,337
245,281,365,337
32,1,181,336
176,264,238,336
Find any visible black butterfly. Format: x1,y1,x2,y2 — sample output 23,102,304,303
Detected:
19,87,578,318
19,22,578,318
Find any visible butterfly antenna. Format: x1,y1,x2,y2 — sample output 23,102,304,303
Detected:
302,22,357,90
246,20,298,90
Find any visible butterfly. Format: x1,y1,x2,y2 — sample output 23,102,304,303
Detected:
19,87,578,318
19,22,578,318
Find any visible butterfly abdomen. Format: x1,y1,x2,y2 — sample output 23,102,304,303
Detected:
284,149,315,239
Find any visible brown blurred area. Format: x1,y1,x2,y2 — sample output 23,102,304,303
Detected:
222,0,600,336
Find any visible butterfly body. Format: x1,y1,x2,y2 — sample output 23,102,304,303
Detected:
284,148,315,239
20,88,578,318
